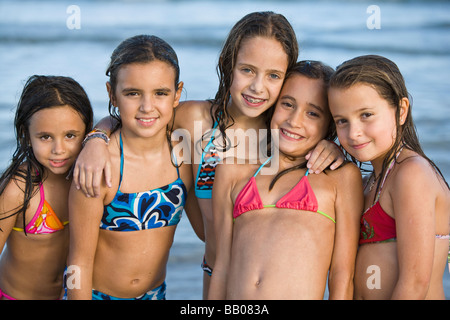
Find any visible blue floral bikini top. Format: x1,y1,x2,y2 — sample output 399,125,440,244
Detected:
100,133,187,232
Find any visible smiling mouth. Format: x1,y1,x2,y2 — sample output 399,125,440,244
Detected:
351,142,370,150
242,94,266,105
137,117,157,125
281,128,303,140
50,159,69,167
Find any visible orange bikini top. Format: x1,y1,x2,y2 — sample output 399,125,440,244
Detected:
13,182,68,234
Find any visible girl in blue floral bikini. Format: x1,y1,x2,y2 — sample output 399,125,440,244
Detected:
66,35,195,300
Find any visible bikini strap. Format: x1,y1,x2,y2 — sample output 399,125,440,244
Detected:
253,157,272,177
172,151,181,179
118,132,124,190
375,147,403,203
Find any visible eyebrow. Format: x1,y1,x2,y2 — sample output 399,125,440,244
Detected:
332,107,373,118
237,62,285,75
121,87,172,94
280,95,325,113
34,129,83,136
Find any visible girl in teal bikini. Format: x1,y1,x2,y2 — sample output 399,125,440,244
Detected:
73,12,345,299
66,35,196,300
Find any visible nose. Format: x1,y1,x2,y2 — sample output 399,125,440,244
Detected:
139,94,154,113
287,109,304,128
52,139,66,155
249,74,264,94
348,122,362,140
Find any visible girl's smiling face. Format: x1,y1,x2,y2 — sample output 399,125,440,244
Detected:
329,83,408,167
108,60,183,139
271,74,331,159
28,105,86,175
229,36,288,120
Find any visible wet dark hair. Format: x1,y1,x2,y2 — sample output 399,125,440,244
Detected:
105,34,182,166
329,54,449,194
0,75,93,231
106,34,181,131
269,60,336,190
211,11,299,150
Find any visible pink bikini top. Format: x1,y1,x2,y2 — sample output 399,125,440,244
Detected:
232,157,335,223
13,182,68,234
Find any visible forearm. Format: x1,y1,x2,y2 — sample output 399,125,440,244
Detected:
328,269,354,300
93,116,117,136
65,262,94,300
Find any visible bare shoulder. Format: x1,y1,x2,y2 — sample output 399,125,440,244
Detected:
0,167,29,203
215,158,256,192
393,151,439,190
0,171,28,225
327,161,362,186
174,100,213,130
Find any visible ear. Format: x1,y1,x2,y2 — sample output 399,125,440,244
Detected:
106,81,117,107
399,97,409,125
173,81,184,109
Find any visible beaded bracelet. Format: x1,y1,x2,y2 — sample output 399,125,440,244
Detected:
82,128,110,147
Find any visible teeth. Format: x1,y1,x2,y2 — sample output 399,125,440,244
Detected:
281,128,301,139
139,118,155,122
244,95,264,104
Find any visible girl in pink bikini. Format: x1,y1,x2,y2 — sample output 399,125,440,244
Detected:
329,55,450,299
0,75,93,300
209,61,363,299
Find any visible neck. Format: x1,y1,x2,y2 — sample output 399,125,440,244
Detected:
42,168,71,185
277,151,308,171
120,128,169,157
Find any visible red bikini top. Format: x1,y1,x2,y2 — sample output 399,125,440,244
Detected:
359,149,402,244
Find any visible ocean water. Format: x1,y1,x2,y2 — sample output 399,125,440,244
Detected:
0,0,449,300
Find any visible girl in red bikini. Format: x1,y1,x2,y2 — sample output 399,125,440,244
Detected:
0,75,93,300
329,55,450,299
209,61,363,299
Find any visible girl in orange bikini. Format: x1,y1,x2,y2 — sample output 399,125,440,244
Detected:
0,75,93,300
329,55,450,299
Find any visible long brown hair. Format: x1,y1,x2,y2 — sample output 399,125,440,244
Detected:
211,11,298,150
329,54,449,195
0,75,93,231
